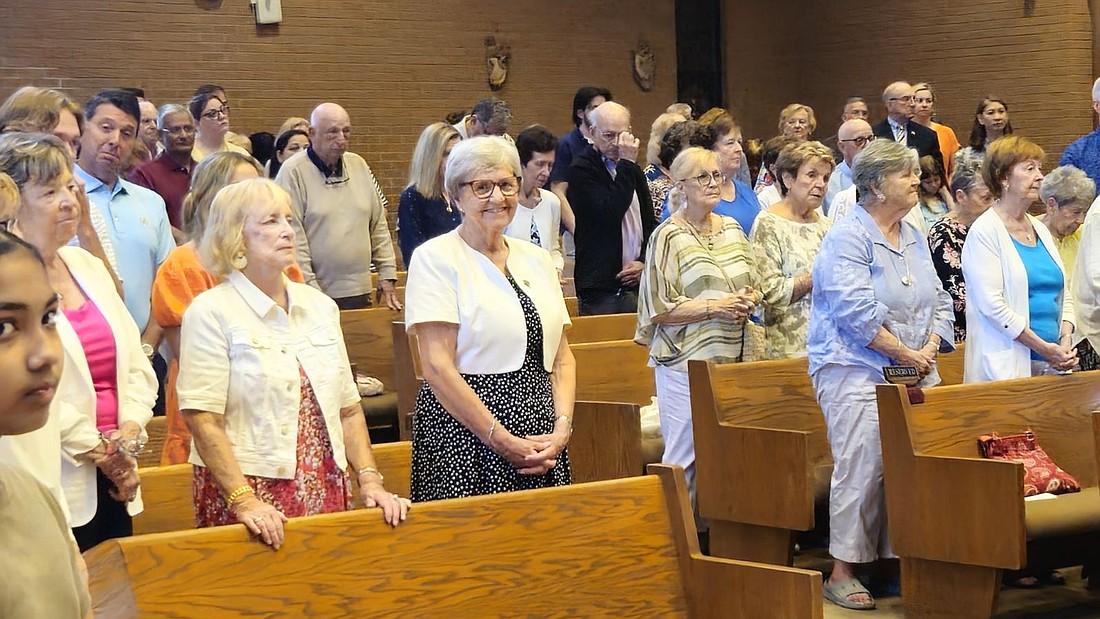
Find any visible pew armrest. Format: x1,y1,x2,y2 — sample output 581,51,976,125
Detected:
890,453,1027,569
696,425,817,531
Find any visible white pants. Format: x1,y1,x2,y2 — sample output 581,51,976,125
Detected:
654,365,699,509
813,364,894,564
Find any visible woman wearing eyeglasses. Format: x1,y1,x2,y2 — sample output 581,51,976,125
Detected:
405,136,575,502
750,141,834,359
637,146,761,522
189,92,248,163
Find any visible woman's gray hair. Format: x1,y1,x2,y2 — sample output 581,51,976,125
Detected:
852,139,919,199
156,103,192,130
949,154,985,196
443,136,521,201
1039,165,1095,208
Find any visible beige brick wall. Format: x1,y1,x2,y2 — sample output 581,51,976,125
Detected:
0,0,677,266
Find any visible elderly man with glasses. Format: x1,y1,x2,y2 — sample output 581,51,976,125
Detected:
565,101,656,315
130,104,196,239
872,81,943,173
275,102,400,310
824,119,875,216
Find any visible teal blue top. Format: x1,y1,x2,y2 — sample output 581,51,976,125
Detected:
1011,238,1063,361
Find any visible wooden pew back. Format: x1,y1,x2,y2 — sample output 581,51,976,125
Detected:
134,442,413,536
90,466,824,619
340,306,403,385
565,312,637,343
893,372,1100,487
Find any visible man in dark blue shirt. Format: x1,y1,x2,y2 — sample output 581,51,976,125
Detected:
549,86,612,235
1060,77,1100,188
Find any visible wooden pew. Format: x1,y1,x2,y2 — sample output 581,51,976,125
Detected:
877,373,1100,619
133,442,414,536
688,348,965,566
138,416,168,469
340,305,405,437
89,465,824,619
133,398,645,537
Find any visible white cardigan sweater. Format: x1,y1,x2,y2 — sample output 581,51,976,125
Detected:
961,208,1075,382
57,246,157,526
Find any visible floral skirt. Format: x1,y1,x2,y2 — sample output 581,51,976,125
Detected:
194,364,350,527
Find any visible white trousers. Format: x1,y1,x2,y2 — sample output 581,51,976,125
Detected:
813,364,894,564
654,365,698,508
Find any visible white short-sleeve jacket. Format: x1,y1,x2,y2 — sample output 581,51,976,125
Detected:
177,272,361,479
405,230,570,374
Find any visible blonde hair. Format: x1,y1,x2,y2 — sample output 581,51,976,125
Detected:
199,178,292,277
777,103,817,137
277,116,309,137
666,147,719,214
183,151,263,240
646,112,686,167
0,173,18,224
0,86,83,134
407,122,460,200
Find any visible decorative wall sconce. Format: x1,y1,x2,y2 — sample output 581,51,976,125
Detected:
633,41,655,92
485,36,511,91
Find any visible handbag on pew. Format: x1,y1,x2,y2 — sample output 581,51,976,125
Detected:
976,429,1081,497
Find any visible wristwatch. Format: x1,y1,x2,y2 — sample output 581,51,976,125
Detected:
141,343,155,360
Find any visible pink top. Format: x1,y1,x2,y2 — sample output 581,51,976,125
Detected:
63,299,119,432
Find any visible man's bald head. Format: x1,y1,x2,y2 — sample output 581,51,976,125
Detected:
310,102,352,167
588,101,633,161
836,119,874,167
882,81,916,124
589,100,630,130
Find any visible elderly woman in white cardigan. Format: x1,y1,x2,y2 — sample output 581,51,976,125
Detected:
962,136,1077,383
0,132,156,552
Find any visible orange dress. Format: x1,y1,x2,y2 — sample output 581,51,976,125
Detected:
931,122,961,178
151,243,305,465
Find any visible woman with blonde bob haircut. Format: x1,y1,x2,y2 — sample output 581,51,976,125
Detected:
637,146,760,521
778,103,817,141
398,121,462,264
178,178,409,549
152,152,305,465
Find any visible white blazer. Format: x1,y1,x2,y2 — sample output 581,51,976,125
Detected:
56,246,157,526
961,209,1075,382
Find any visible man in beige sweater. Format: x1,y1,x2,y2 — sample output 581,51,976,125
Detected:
276,102,401,310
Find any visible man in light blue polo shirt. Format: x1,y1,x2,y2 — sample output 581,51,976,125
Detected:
73,90,174,356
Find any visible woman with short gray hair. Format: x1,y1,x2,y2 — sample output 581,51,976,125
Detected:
1038,165,1094,284
807,138,954,610
406,136,575,502
928,155,995,342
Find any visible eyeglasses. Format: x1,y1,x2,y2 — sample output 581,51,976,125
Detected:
161,125,196,136
201,105,230,119
462,176,521,199
596,128,630,142
838,135,876,147
681,171,724,187
888,96,915,104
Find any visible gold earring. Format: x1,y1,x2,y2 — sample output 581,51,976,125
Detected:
232,253,247,270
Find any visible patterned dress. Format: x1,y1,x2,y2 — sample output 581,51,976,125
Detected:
193,364,350,526
410,275,570,502
644,164,674,220
749,210,832,359
927,216,969,343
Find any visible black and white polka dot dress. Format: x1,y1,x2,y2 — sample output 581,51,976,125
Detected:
410,275,571,502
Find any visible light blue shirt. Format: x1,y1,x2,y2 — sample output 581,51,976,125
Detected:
807,203,954,378
823,160,852,217
74,165,174,330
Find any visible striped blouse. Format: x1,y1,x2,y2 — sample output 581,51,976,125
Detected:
636,215,760,370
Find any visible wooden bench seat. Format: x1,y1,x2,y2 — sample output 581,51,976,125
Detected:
688,348,965,566
89,465,824,618
876,372,1100,619
132,400,643,536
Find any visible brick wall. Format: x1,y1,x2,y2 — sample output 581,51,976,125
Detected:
0,0,677,266
724,0,1095,163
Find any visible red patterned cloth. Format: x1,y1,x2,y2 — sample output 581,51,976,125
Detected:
193,364,350,527
977,429,1081,497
